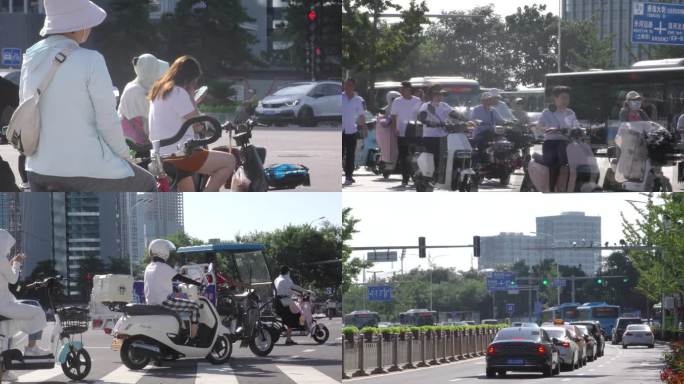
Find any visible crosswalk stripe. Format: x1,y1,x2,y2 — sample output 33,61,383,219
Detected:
16,366,63,382
96,365,147,384
194,363,239,384
276,365,338,384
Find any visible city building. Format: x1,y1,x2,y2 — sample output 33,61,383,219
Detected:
563,0,684,68
120,192,184,267
479,212,602,276
536,211,602,276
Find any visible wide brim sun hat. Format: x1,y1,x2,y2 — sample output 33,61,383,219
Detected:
40,0,107,37
625,90,642,101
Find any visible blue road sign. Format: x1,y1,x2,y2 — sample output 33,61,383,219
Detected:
632,2,684,45
489,272,515,280
551,279,567,288
486,272,516,292
506,303,515,314
1,48,22,67
367,285,392,302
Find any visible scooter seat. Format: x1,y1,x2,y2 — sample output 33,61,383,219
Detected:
123,304,182,324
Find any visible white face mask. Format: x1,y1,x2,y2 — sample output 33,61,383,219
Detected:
629,100,642,110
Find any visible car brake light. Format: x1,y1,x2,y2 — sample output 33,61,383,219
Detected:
487,345,496,355
537,345,546,354
561,342,570,348
625,332,633,336
645,332,652,336
104,327,112,335
92,319,103,328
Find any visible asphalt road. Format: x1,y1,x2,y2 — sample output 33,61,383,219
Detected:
5,318,342,384
344,144,684,192
342,343,665,384
0,123,341,192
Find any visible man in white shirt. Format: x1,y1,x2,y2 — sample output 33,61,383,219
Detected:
391,81,422,186
341,78,366,186
274,266,310,345
417,85,456,183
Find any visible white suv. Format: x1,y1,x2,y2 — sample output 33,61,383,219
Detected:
256,81,341,126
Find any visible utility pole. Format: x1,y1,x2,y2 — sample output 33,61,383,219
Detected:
571,276,576,303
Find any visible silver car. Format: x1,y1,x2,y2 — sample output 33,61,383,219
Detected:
622,324,655,348
542,326,580,371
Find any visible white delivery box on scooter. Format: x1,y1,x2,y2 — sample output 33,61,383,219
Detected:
91,274,134,304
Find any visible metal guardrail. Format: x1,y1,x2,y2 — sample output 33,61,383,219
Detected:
342,328,499,378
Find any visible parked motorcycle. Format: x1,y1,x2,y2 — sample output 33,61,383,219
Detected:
412,117,478,192
522,127,601,192
0,276,91,381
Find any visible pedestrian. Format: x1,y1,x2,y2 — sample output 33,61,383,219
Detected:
148,55,235,192
118,53,169,143
390,81,422,187
19,0,157,192
538,85,579,191
619,91,650,122
341,78,366,186
417,85,452,179
470,92,506,155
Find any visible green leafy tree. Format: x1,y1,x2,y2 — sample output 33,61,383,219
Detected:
341,208,372,294
95,0,160,89
109,257,131,275
561,18,615,71
160,0,257,78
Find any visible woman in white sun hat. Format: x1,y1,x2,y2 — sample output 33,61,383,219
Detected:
19,0,156,192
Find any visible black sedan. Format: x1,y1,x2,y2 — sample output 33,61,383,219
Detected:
572,320,605,357
486,327,560,378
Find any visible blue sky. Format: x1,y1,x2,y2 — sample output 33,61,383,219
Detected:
183,193,342,241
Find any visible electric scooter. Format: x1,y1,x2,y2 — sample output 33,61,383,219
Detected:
110,263,233,370
270,291,329,345
522,127,601,192
0,276,92,381
412,117,478,192
602,121,679,192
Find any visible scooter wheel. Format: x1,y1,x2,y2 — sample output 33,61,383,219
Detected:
312,324,330,344
121,338,152,370
249,327,275,357
206,334,233,364
62,348,91,380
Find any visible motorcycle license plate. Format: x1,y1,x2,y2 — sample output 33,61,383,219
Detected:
507,358,524,365
111,338,123,351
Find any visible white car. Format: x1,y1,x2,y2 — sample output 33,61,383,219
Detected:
255,81,342,126
542,326,580,371
622,324,655,348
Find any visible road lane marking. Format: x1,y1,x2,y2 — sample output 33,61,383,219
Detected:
302,349,316,353
277,365,338,384
292,355,300,358
96,365,148,384
561,379,572,382
449,379,463,382
16,366,63,382
195,363,238,384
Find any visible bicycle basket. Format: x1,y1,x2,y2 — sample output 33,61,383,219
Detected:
57,307,89,335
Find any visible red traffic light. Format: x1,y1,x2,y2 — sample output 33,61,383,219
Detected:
307,10,317,22
315,47,322,56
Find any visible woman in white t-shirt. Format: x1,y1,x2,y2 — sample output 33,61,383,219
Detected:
148,56,235,192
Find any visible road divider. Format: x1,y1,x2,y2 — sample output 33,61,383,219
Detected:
342,325,504,378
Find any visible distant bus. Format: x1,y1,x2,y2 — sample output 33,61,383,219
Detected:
545,60,684,144
577,302,620,338
409,77,481,109
399,308,438,326
541,303,581,323
372,81,402,113
344,310,380,329
501,88,546,113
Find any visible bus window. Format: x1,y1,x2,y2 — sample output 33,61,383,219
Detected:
593,306,619,318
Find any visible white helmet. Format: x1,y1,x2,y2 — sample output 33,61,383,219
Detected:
148,239,176,261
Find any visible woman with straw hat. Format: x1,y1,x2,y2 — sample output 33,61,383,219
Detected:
19,0,156,191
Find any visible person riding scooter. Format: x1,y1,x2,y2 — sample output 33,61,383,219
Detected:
417,85,452,177
619,91,650,122
0,230,50,365
470,92,507,157
144,239,204,344
537,86,578,191
274,266,312,345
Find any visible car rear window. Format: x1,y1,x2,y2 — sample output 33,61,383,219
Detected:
494,328,541,341
626,324,650,330
619,318,643,327
542,328,565,339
